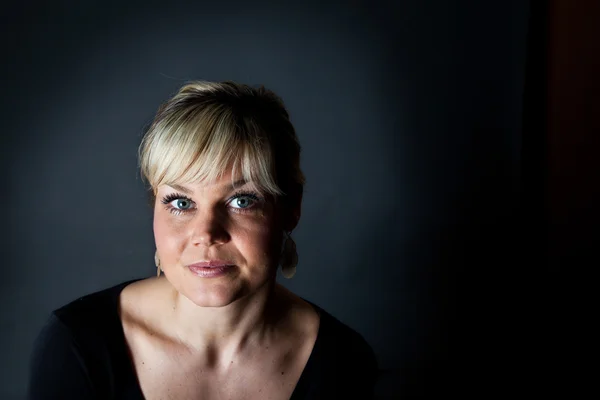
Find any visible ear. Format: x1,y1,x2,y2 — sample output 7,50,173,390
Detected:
285,208,301,232
281,191,302,232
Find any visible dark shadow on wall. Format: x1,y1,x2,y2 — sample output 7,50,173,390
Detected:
366,1,529,397
369,184,521,398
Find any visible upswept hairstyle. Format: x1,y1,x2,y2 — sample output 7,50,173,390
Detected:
138,81,305,207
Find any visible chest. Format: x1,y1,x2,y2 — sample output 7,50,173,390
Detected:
124,334,311,400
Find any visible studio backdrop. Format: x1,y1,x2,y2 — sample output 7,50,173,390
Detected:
1,1,530,398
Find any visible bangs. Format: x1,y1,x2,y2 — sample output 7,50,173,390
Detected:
139,103,284,197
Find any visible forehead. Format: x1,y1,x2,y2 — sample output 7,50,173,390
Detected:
169,179,248,193
159,169,259,195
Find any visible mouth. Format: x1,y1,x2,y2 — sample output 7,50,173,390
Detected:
187,260,235,268
186,260,236,278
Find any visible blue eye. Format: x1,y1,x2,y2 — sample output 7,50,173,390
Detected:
171,198,192,210
229,195,255,209
160,190,262,215
228,191,262,211
161,193,194,214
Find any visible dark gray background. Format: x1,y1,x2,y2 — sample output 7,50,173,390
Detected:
2,1,531,398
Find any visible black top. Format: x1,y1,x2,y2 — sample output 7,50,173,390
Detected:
28,280,378,399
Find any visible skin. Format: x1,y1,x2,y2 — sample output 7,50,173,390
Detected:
118,168,317,399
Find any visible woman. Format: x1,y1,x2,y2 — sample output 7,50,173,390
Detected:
28,81,378,399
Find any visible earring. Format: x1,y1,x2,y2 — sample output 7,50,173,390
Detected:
155,250,161,277
280,231,298,279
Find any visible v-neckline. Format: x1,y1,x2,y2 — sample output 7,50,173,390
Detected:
111,279,325,400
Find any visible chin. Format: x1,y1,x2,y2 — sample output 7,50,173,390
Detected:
168,265,275,308
182,281,244,308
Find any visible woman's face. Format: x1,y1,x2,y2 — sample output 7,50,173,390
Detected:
153,169,284,307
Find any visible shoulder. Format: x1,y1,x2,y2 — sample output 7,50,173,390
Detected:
313,303,377,367
51,279,142,335
28,279,143,399
304,301,379,397
37,278,144,354
55,279,138,320
44,278,148,360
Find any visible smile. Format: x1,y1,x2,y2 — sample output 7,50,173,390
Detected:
187,263,236,278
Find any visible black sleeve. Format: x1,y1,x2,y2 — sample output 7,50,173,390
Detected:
28,314,96,400
322,325,380,399
346,332,379,400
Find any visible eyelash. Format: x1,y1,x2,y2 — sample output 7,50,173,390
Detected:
160,191,262,216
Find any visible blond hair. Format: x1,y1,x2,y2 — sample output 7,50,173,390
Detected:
138,81,304,205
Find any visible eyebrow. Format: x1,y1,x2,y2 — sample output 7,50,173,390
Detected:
168,179,249,195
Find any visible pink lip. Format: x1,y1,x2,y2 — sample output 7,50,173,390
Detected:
187,260,236,278
187,260,234,268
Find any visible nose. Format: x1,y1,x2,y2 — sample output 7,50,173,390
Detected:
190,209,230,246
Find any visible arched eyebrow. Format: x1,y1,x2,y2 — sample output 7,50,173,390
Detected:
168,179,250,195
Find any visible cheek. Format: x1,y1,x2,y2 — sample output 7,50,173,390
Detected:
236,220,281,265
153,209,186,256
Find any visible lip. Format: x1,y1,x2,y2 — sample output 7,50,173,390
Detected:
187,260,235,268
186,260,236,278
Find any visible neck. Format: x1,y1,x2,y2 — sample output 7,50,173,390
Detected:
166,279,282,362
